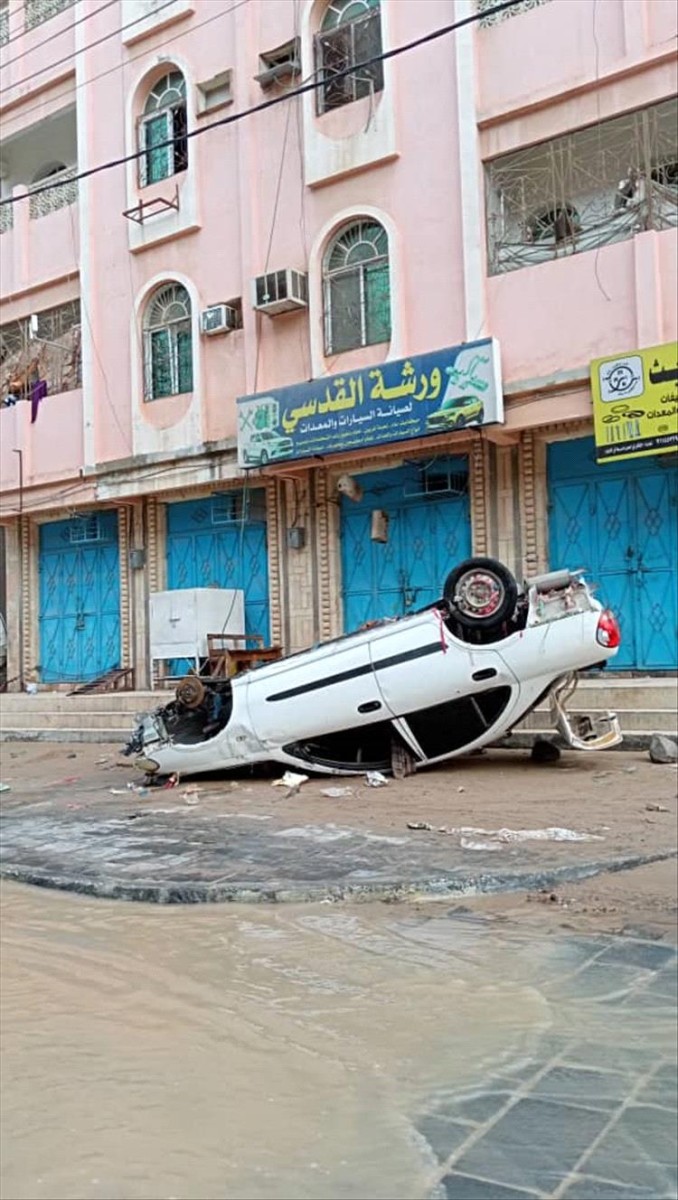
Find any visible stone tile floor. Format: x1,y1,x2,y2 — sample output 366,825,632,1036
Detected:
415,926,677,1200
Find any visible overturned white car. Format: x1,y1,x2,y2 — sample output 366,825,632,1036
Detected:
125,558,622,779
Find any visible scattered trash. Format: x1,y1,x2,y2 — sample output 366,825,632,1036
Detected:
623,765,638,774
407,823,603,848
530,739,561,764
182,784,200,806
457,786,465,793
0,783,10,793
25,682,38,695
365,771,389,788
110,783,150,798
321,787,353,798
592,771,613,782
649,734,678,765
66,752,77,759
646,803,669,813
272,771,309,790
95,756,109,766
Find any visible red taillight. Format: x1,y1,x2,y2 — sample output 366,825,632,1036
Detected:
597,609,621,648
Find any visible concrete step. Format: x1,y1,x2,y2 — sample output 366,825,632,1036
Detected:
521,707,677,734
0,691,160,714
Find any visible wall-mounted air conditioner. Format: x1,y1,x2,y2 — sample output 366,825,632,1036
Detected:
252,269,308,315
200,304,239,336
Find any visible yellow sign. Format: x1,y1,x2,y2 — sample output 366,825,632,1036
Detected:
590,341,678,463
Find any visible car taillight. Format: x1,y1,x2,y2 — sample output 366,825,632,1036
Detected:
596,609,621,648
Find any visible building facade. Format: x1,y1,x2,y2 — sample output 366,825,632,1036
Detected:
0,0,676,689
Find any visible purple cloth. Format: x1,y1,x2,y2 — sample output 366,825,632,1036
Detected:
30,379,48,424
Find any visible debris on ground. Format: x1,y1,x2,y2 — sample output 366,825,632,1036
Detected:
530,739,561,764
646,803,670,813
66,753,77,759
272,771,309,790
321,787,353,798
365,771,389,788
407,821,434,831
648,734,678,764
406,823,604,849
181,784,200,806
95,757,109,766
0,783,10,793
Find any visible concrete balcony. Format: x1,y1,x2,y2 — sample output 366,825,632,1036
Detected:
0,0,75,102
0,182,80,296
0,385,84,492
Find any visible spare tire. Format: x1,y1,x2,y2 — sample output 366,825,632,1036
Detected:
443,557,518,629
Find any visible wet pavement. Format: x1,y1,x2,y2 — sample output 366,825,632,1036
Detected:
1,882,676,1200
1,791,675,904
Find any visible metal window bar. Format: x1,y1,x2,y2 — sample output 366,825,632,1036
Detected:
325,256,389,354
24,0,74,32
1,301,82,395
68,514,101,544
485,98,678,275
28,167,78,220
476,0,552,28
314,9,383,115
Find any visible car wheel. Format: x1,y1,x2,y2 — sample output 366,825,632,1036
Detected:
443,557,518,629
259,450,269,465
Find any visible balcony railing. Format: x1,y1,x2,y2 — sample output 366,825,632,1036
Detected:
24,0,74,32
0,202,13,235
28,166,78,220
0,4,9,46
477,0,552,28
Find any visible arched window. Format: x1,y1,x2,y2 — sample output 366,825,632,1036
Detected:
143,284,193,400
315,0,383,114
139,71,188,186
323,219,391,354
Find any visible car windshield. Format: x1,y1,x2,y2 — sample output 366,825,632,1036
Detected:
442,396,474,409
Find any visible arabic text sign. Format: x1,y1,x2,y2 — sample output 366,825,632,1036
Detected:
591,341,678,463
237,339,503,468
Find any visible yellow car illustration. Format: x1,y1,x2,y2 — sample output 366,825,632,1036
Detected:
426,395,484,432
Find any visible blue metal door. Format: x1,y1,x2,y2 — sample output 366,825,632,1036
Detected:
548,438,677,669
39,513,121,683
340,459,471,632
165,493,270,641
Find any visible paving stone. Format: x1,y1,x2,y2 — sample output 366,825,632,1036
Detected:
531,1065,632,1109
636,1064,678,1110
595,941,677,972
440,1173,541,1199
584,1104,677,1194
415,1116,474,1162
562,1041,663,1075
561,1174,672,1198
441,1091,515,1125
452,1098,611,1193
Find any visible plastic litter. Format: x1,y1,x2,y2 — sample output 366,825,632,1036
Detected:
321,787,353,798
0,782,10,793
365,771,389,787
272,772,309,789
646,803,669,813
407,821,433,831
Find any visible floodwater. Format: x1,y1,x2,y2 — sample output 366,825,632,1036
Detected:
1,882,675,1200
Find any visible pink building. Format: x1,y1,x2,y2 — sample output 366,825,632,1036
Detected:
0,0,676,690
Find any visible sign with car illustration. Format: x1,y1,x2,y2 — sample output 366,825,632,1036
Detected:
237,339,503,467
590,341,678,463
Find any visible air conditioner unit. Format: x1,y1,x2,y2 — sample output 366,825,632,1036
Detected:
200,304,239,336
252,269,308,316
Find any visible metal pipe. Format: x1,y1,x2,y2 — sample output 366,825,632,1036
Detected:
13,449,24,691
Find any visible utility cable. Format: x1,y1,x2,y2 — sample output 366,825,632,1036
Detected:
0,0,177,97
0,0,117,68
0,0,524,208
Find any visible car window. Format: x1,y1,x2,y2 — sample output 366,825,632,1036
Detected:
403,687,512,759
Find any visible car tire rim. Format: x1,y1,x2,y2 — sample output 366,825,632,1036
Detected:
455,569,504,618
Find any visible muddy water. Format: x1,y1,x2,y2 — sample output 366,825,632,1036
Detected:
0,883,673,1200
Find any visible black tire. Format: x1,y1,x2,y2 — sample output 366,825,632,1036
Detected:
443,557,518,629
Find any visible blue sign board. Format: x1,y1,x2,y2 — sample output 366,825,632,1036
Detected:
237,338,503,467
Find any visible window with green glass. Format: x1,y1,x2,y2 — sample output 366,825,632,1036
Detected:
143,284,193,400
139,71,188,187
323,220,391,354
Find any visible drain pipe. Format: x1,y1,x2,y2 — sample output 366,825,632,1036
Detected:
13,449,24,692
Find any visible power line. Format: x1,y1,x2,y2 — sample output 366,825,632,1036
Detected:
0,0,523,209
0,0,117,67
0,0,177,97
0,0,249,133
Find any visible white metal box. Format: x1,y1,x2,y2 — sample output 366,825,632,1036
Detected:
149,588,245,663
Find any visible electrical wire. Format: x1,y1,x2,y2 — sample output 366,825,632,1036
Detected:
0,0,525,210
0,0,178,97
0,0,117,67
